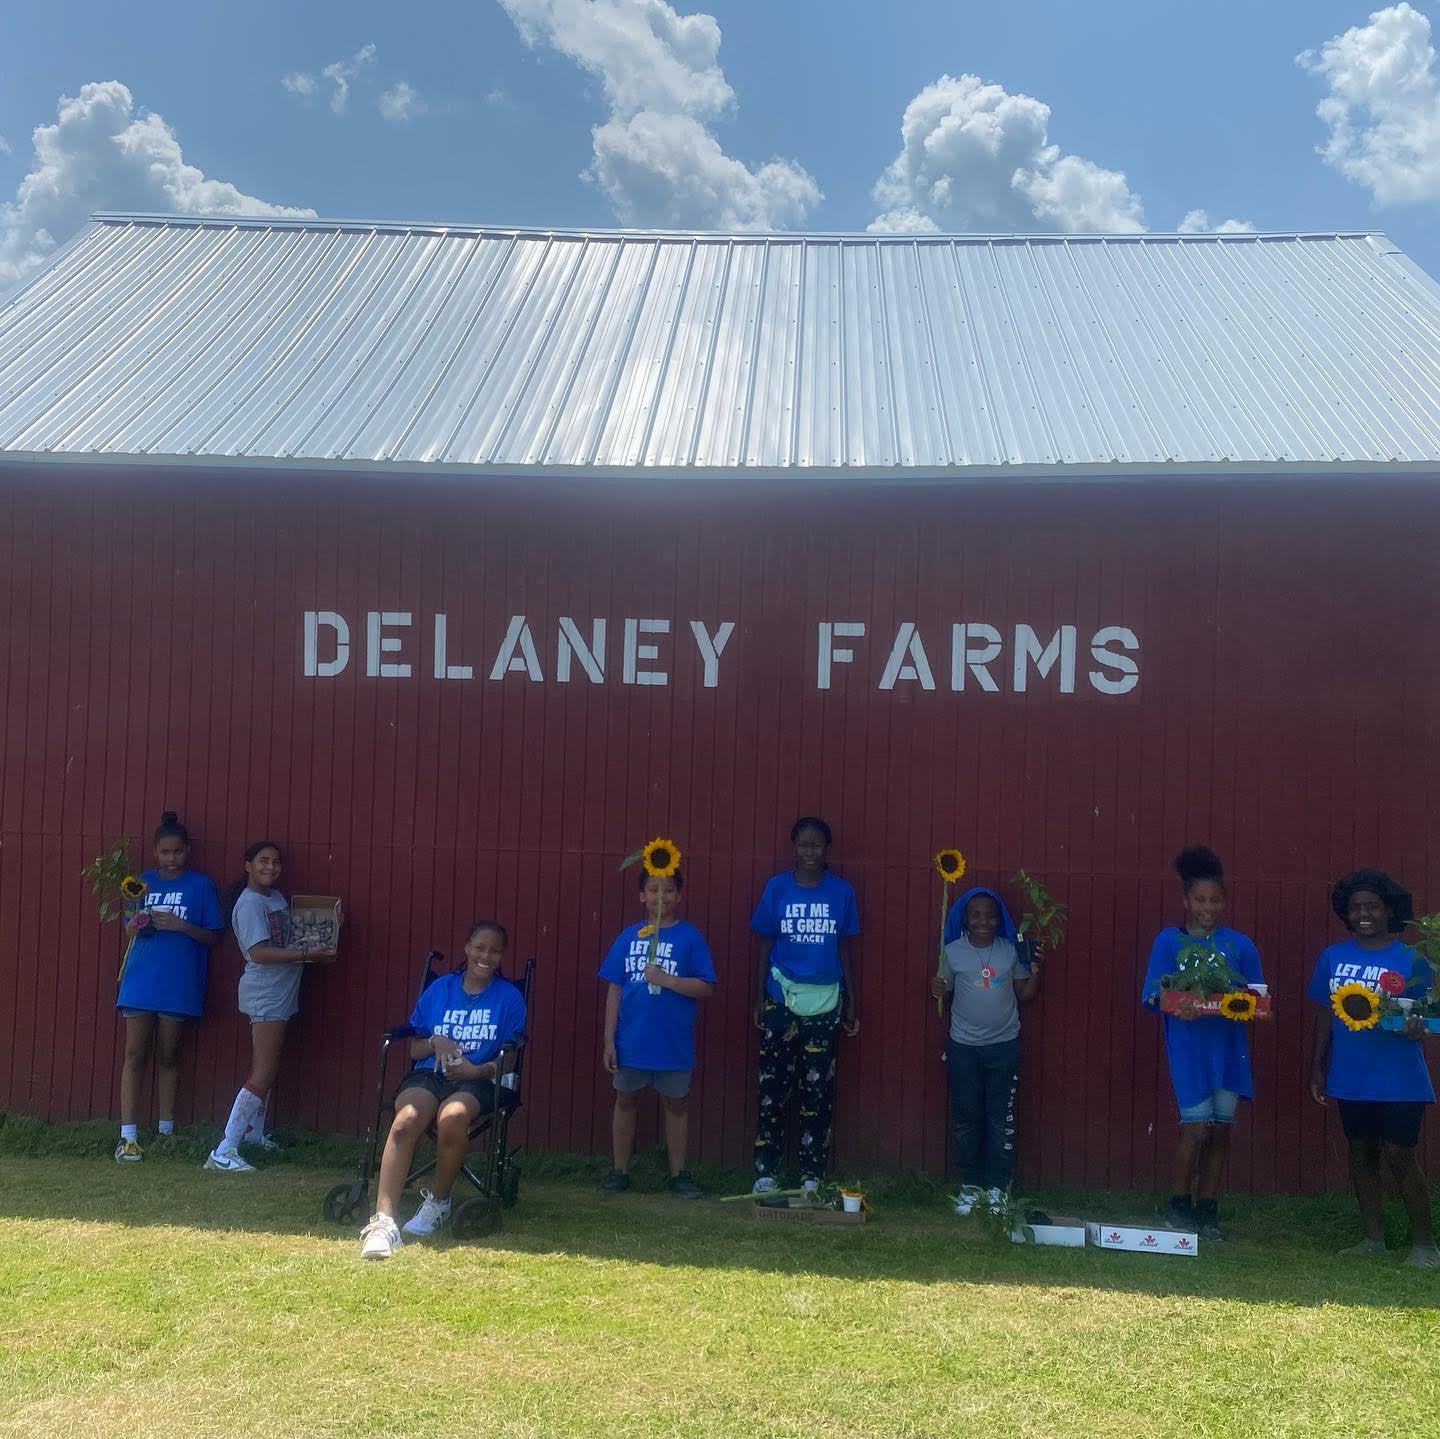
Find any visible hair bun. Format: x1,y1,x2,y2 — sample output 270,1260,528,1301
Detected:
1174,845,1224,885
159,810,179,826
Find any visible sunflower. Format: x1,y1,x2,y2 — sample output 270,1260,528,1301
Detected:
1219,990,1257,1022
1332,982,1381,1031
934,849,967,884
641,837,681,878
119,875,147,900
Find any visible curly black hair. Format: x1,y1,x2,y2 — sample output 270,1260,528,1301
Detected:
1174,845,1224,893
1330,869,1413,932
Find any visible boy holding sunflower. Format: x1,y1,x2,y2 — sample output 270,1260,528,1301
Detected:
1309,869,1439,1267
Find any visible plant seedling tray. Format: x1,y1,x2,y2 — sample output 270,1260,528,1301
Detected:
1379,1015,1440,1033
1158,991,1272,1020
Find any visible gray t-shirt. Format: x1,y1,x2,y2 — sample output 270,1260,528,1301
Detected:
943,934,1030,1045
232,887,303,1021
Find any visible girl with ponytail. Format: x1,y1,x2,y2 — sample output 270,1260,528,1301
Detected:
1140,846,1265,1240
205,840,335,1172
114,811,223,1162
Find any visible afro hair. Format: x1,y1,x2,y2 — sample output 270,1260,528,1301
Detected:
1330,869,1413,933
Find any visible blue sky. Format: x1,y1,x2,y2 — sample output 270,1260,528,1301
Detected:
3,1,1439,285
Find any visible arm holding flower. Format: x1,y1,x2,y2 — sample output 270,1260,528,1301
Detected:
643,964,715,999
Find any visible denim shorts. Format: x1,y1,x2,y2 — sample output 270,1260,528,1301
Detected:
613,1066,692,1098
119,1007,190,1023
1178,1088,1240,1124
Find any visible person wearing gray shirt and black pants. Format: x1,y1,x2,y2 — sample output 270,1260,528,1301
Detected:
931,885,1042,1214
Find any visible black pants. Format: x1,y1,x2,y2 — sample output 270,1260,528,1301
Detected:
946,1036,1021,1191
754,1000,842,1183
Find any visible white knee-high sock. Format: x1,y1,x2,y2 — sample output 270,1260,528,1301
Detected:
221,1087,265,1152
244,1091,269,1141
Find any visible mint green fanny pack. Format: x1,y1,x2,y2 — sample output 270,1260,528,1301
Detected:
771,966,840,1017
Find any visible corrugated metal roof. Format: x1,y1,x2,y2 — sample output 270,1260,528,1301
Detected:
2,213,1439,478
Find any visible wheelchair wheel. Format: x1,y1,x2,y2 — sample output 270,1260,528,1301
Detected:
452,1195,502,1239
323,1180,369,1227
500,1163,521,1209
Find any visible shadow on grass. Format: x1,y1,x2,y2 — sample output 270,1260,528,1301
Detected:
2,1116,1437,1310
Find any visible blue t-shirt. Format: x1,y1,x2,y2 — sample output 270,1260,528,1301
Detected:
750,870,859,1002
115,868,223,1018
1141,926,1264,1108
1307,939,1436,1103
598,919,717,1071
408,972,527,1072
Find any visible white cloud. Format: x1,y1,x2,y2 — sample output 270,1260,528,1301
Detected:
0,81,313,289
379,81,423,122
1298,3,1440,206
1177,209,1257,235
498,0,819,230
869,73,1144,233
321,42,377,116
0,135,12,156
281,72,317,98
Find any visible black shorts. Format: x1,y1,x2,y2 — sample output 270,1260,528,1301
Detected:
1336,1099,1427,1148
395,1070,514,1113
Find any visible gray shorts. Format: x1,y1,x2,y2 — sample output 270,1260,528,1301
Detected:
119,1008,190,1023
613,1066,692,1098
238,962,303,1023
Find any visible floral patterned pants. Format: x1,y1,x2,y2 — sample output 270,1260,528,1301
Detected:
753,1000,842,1182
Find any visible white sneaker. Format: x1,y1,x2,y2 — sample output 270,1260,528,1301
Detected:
360,1214,403,1261
114,1138,143,1164
953,1185,980,1216
242,1129,280,1152
752,1176,778,1194
203,1147,256,1173
401,1188,452,1237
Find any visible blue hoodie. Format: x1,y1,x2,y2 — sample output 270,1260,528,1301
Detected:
944,886,1019,946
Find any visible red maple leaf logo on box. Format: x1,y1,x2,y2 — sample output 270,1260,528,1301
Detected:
1142,1234,1158,1245
1107,1231,1122,1242
1176,1238,1193,1249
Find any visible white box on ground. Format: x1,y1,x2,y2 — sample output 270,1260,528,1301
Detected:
1010,1217,1087,1247
1086,1221,1199,1257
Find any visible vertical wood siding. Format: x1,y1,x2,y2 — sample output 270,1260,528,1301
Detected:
1,468,1435,1193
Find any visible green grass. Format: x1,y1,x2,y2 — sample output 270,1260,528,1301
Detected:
1,1127,1438,1438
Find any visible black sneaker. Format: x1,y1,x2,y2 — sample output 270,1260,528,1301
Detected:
600,1168,631,1193
1192,1199,1225,1242
1163,1195,1194,1230
665,1171,705,1200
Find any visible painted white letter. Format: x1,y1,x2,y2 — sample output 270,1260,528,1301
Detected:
304,611,349,678
489,615,544,682
366,611,412,678
878,622,936,691
623,619,670,686
689,620,735,689
817,622,865,690
950,623,1001,693
1089,625,1140,695
1013,624,1076,693
557,617,606,684
433,614,474,680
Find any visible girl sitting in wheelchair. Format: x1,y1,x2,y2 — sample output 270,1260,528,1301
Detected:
361,921,527,1260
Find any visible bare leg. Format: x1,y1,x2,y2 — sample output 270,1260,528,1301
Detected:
153,1019,185,1124
611,1089,639,1173
1348,1136,1385,1241
1195,1124,1232,1201
1171,1123,1207,1198
662,1094,689,1176
376,1089,439,1218
246,1020,289,1095
433,1094,483,1201
120,1014,156,1127
1383,1143,1435,1245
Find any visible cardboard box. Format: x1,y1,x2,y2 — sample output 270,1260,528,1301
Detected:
289,895,343,957
1010,1216,1087,1247
1086,1221,1198,1257
752,1201,867,1225
1158,990,1271,1020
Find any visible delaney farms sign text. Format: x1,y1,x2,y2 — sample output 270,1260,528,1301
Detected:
302,612,1140,695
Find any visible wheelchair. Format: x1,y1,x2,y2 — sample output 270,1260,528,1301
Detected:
324,949,534,1239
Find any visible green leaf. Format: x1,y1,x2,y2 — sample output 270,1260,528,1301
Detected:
617,846,646,872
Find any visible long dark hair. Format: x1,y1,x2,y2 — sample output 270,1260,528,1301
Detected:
222,839,283,924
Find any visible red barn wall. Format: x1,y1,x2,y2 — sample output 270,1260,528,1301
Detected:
1,468,1436,1194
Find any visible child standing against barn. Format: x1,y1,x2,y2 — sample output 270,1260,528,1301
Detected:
1141,846,1264,1241
598,866,717,1198
114,811,224,1161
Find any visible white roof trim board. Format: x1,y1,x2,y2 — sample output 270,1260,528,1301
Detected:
1,213,1438,478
